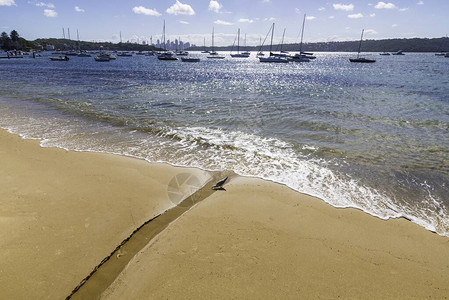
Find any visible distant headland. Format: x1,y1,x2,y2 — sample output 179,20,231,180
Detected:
1,30,448,53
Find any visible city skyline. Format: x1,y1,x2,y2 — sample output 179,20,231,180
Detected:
1,0,448,46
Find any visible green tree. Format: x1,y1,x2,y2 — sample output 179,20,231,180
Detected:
10,30,19,49
1,31,11,50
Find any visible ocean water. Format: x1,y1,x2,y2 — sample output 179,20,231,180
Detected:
1,52,448,236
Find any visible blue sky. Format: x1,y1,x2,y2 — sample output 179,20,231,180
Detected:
1,0,448,46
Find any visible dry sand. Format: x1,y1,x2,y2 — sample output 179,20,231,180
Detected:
1,128,449,299
0,129,211,299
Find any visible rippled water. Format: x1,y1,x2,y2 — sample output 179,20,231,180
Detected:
1,52,448,235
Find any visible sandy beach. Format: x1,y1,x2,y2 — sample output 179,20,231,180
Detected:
1,128,449,299
0,128,211,299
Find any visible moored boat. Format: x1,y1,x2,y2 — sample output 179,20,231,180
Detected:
289,14,313,63
349,29,376,63
259,55,289,63
259,23,289,63
94,55,110,62
117,51,133,57
157,51,178,61
230,29,250,58
175,50,188,56
207,28,225,59
349,57,376,63
181,57,200,62
94,51,115,61
50,55,69,61
392,50,405,55
158,20,179,61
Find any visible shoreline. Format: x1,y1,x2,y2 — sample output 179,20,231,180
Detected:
1,119,443,239
1,128,449,298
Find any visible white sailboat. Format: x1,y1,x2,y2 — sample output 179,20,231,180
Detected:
257,37,265,56
241,34,251,56
259,23,289,63
231,29,250,58
201,37,209,53
158,20,178,61
289,14,315,62
271,28,289,57
207,28,225,59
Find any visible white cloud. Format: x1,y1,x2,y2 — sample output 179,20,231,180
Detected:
417,1,424,5
318,7,326,11
374,2,397,9
365,29,378,34
214,19,233,25
329,15,335,19
0,0,16,6
369,13,376,17
399,7,409,11
132,6,161,16
166,0,195,15
35,2,54,8
348,13,363,18
74,6,84,12
392,23,398,27
43,9,57,17
208,0,222,13
262,0,270,2
179,20,189,24
264,17,276,21
333,3,354,11
306,16,316,20
238,18,254,23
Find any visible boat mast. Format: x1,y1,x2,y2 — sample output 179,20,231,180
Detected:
212,27,215,52
357,29,364,59
299,14,306,53
162,20,166,51
279,28,286,53
269,23,275,55
77,29,80,51
237,28,240,53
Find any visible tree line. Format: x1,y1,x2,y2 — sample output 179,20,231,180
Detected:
2,29,449,53
1,30,34,51
194,37,449,53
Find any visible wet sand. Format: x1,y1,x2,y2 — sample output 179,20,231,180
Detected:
1,128,449,299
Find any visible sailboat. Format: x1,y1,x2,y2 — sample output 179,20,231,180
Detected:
175,36,188,56
231,29,250,58
259,23,289,63
157,20,178,61
241,34,251,56
289,14,313,62
271,28,289,57
207,28,225,59
201,37,209,53
257,37,265,56
349,29,376,63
